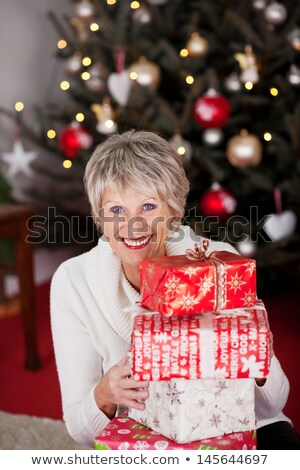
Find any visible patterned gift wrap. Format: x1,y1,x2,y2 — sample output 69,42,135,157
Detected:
130,301,270,381
129,378,255,443
140,246,256,317
94,415,257,450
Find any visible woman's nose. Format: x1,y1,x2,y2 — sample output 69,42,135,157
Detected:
119,214,149,239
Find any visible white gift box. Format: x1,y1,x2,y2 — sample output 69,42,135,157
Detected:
129,378,255,443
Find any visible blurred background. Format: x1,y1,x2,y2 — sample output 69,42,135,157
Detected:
0,0,299,437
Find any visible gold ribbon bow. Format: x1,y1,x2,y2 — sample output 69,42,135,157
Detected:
185,240,212,261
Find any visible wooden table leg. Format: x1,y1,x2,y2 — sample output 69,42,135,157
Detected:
14,216,41,370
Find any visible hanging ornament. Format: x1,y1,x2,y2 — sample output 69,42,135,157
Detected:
252,0,267,10
107,46,131,107
1,139,37,178
194,89,230,129
129,57,161,90
199,183,237,219
287,64,300,87
169,134,192,164
108,70,131,106
263,188,297,241
263,2,287,25
186,32,209,58
85,63,107,93
132,4,152,24
59,122,93,158
287,28,300,51
239,45,259,85
224,72,242,92
65,52,82,75
74,0,95,21
236,236,257,257
202,128,223,147
226,130,263,168
91,99,118,135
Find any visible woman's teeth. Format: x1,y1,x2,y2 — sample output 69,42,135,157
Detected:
123,236,151,247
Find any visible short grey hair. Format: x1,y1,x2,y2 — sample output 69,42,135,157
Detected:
84,129,190,226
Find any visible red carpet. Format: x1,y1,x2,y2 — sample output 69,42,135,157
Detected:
0,282,299,432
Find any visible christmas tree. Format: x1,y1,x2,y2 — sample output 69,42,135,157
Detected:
2,0,300,294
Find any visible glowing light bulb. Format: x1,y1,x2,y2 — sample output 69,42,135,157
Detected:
186,75,194,84
130,71,138,80
245,82,253,90
15,101,24,112
60,81,70,90
81,71,91,80
270,87,278,96
76,113,85,122
63,160,72,169
180,48,189,58
82,57,92,66
131,1,140,8
57,39,67,49
107,0,117,5
47,129,56,139
264,132,272,141
90,23,99,32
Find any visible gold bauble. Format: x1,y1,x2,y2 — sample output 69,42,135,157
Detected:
226,130,262,168
186,32,209,57
129,57,161,90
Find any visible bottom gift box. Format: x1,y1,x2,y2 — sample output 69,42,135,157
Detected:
94,416,257,450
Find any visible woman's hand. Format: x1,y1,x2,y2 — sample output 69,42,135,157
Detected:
94,356,149,419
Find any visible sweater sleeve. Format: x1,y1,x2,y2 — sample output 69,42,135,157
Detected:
50,264,110,448
254,355,290,419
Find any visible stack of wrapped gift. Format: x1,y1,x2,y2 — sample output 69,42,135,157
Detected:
127,241,271,446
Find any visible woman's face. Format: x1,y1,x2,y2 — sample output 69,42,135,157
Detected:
101,186,176,271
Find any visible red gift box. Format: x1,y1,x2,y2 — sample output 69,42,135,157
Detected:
94,416,256,450
140,245,256,316
130,301,270,381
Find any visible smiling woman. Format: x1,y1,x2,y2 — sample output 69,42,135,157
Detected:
50,129,300,450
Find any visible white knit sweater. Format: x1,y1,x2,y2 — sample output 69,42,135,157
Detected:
50,225,291,447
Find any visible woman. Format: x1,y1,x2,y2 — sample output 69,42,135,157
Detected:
51,129,299,449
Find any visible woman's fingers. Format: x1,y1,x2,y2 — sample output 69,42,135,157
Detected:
122,377,149,390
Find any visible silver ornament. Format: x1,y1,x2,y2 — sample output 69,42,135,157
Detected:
85,63,107,93
236,236,257,257
202,128,223,147
252,0,267,11
287,64,300,87
224,72,242,92
132,5,151,24
65,53,82,75
287,28,300,51
75,1,95,21
264,2,287,25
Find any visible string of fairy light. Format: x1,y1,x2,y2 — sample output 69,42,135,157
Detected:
13,0,300,169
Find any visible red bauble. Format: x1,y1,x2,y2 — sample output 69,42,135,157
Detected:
59,122,93,158
194,89,230,129
200,183,237,219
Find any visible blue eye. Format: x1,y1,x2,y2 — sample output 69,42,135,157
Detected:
143,203,156,212
110,206,124,214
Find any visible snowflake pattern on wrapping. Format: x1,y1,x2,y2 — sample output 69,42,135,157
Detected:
235,398,244,407
178,292,198,312
241,290,257,307
215,380,228,395
133,441,150,450
178,265,199,280
153,416,160,428
164,275,183,294
209,413,222,427
196,273,214,295
228,272,247,294
166,382,184,405
198,398,206,408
